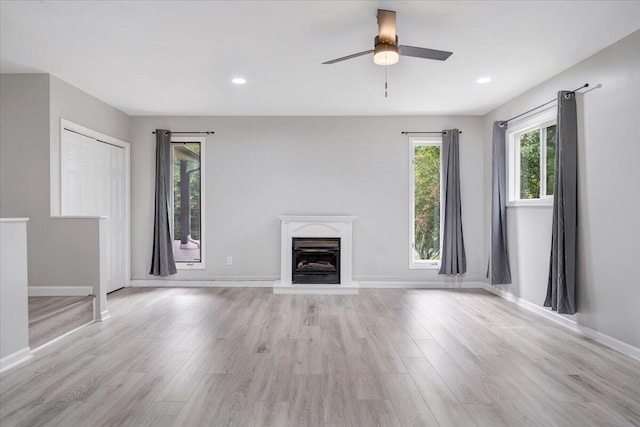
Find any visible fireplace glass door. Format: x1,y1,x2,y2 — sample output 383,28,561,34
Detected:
292,238,340,284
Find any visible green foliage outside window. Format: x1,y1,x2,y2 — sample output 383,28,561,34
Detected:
519,130,541,199
414,145,440,261
546,125,556,196
518,125,556,199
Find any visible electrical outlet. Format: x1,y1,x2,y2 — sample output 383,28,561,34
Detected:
226,256,233,266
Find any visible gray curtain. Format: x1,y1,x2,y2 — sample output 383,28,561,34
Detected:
439,129,466,275
488,121,512,284
545,91,577,314
149,129,177,276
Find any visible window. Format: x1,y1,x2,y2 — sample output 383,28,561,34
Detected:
409,137,442,269
507,109,556,205
171,137,205,268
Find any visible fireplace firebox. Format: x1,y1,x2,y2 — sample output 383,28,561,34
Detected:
292,237,340,284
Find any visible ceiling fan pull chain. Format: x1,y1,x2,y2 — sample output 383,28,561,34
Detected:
385,64,388,98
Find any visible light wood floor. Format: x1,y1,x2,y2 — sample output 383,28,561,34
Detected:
1,287,639,426
28,296,95,349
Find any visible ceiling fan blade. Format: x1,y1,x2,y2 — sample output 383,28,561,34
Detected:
377,9,396,43
322,50,374,65
399,45,453,61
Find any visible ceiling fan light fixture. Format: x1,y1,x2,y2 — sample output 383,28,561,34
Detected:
373,41,399,66
322,10,453,66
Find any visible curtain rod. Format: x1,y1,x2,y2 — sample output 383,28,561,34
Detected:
500,83,589,126
401,130,462,135
151,131,215,135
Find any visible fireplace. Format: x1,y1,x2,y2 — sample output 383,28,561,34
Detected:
292,237,340,284
275,215,357,294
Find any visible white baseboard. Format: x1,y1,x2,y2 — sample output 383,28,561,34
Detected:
482,284,640,362
130,280,274,288
0,347,32,373
359,281,485,289
98,310,111,321
131,280,485,290
28,286,93,297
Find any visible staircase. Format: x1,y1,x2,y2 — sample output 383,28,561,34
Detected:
28,296,95,349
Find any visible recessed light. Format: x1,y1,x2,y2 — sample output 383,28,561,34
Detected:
476,76,492,84
232,77,246,85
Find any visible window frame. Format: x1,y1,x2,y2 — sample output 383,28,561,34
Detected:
408,136,443,270
170,136,206,269
507,108,556,207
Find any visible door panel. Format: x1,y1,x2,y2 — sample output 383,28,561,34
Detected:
105,143,125,292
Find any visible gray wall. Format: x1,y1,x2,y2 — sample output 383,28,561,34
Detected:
482,30,640,348
49,75,130,215
0,74,49,219
130,116,485,283
0,74,130,288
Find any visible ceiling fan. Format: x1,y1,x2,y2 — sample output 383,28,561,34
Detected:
322,9,453,66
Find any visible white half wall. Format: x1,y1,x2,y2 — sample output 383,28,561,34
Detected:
482,29,640,348
0,219,31,371
130,115,486,284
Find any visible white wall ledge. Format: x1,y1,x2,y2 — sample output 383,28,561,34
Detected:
28,286,93,297
278,215,356,223
49,215,107,219
506,201,553,208
0,218,29,222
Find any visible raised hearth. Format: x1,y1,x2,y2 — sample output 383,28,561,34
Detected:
274,215,358,294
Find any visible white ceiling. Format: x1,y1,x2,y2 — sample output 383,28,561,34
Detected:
1,1,639,116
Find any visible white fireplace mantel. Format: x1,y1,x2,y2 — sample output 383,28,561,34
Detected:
274,215,359,294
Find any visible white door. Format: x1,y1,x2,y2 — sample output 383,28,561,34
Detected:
61,130,126,293
104,142,126,293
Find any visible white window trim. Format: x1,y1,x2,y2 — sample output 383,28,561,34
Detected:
170,136,206,269
506,107,556,207
409,136,443,269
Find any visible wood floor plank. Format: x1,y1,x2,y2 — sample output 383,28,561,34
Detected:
172,374,229,426
356,399,402,426
1,287,638,426
402,357,476,426
463,403,509,426
415,338,492,404
209,372,255,426
52,370,147,427
288,374,325,427
355,372,390,400
249,401,290,427
382,373,440,426
478,374,557,426
321,353,359,426
254,338,297,403
157,349,215,402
